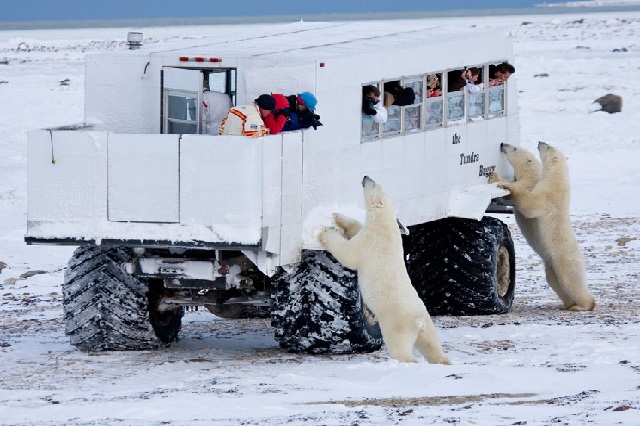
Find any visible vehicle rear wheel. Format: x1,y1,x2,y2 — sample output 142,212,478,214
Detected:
63,246,183,351
270,250,382,354
405,216,515,315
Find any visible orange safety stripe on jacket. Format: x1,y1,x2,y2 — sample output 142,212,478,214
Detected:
229,108,247,122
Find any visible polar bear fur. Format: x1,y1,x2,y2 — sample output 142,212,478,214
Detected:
317,176,450,364
489,143,543,254
496,142,595,311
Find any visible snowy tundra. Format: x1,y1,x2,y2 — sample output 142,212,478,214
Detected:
1,9,640,426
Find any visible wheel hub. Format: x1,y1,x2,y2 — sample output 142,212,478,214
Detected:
363,303,378,326
496,245,511,297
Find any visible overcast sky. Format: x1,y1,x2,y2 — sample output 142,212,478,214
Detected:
3,0,545,22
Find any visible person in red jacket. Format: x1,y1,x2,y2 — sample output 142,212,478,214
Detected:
255,94,288,135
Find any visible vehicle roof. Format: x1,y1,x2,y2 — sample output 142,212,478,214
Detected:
133,20,508,62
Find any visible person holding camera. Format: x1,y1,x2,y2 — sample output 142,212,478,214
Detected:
489,61,516,86
283,91,323,131
362,85,388,124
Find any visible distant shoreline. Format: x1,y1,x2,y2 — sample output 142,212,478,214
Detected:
2,5,640,31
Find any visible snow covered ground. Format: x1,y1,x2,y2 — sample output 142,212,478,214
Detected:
1,9,640,426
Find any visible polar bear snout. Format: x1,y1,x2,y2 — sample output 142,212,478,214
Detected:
500,143,519,154
538,141,549,150
362,175,375,187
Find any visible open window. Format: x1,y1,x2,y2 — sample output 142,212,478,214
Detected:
446,69,466,123
488,61,510,116
466,66,485,120
382,80,401,136
403,78,423,132
361,83,382,140
425,73,443,127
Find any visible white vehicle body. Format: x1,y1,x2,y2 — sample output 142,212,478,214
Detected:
26,21,517,276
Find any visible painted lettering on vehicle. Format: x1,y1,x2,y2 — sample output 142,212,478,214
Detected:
479,165,496,177
452,134,461,145
459,152,479,165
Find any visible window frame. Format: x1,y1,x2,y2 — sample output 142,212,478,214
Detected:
161,67,237,135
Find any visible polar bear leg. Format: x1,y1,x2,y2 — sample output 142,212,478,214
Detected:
544,262,574,308
498,182,547,219
332,213,363,239
317,227,360,270
378,319,419,363
551,256,595,311
415,316,451,365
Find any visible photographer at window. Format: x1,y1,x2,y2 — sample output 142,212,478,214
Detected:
362,85,388,124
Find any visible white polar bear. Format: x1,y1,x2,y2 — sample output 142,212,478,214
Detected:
496,142,595,311
317,176,450,364
489,143,543,254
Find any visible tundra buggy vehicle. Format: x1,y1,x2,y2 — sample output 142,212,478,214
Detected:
26,21,519,353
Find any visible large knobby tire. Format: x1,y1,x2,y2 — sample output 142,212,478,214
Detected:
270,250,383,354
63,246,183,351
406,216,515,315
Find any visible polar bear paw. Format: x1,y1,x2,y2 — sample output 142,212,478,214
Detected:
317,226,343,246
436,356,452,365
487,171,505,184
332,213,362,239
496,181,513,192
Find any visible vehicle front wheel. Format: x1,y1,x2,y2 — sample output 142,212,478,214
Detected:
270,250,382,354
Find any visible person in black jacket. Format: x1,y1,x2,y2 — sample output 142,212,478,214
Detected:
362,85,388,123
383,81,416,106
489,62,516,86
282,92,322,131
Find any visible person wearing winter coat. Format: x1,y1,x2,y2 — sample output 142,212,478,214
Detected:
202,90,232,134
466,67,483,94
256,94,288,135
362,85,388,124
383,81,415,106
283,91,322,131
218,101,268,137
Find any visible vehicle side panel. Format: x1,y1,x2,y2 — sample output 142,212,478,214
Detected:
108,133,179,223
27,130,108,224
180,135,263,244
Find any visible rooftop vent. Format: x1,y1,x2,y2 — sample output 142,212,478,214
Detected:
127,32,143,50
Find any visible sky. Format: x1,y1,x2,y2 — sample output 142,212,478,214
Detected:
2,0,546,22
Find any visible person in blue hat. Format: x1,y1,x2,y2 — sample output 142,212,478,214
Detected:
283,91,322,131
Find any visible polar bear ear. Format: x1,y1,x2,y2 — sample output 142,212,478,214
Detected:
397,218,409,235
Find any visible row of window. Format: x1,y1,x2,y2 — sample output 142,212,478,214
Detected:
361,62,508,141
161,64,509,138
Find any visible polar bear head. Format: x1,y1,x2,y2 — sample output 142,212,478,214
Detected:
538,141,569,185
362,176,396,225
500,143,541,189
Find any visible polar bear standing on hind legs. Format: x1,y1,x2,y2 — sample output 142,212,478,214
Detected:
496,142,595,311
489,143,543,255
317,176,450,364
